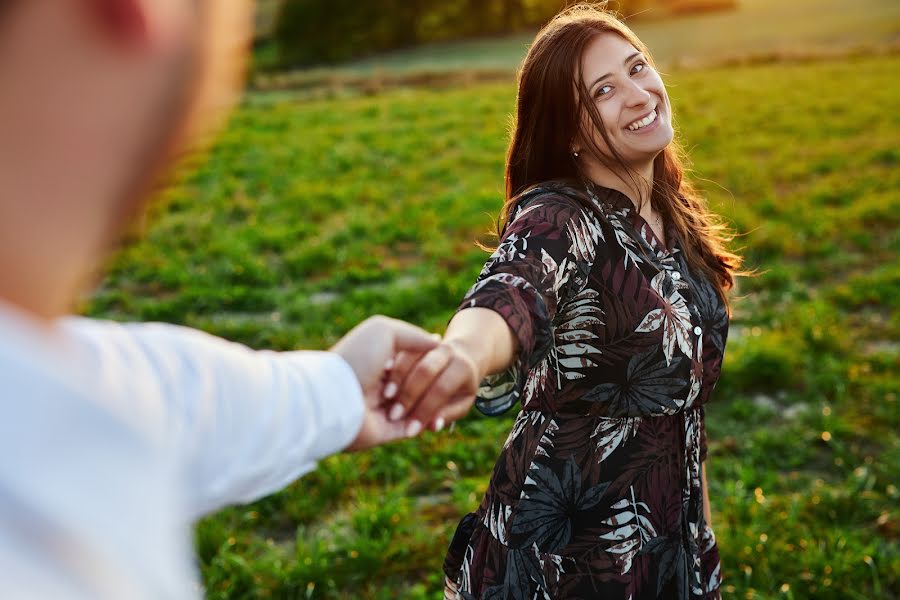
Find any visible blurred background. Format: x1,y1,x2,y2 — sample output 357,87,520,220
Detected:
87,1,899,598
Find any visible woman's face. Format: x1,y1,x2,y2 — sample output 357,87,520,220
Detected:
576,32,674,168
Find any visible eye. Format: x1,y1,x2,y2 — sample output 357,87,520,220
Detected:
631,62,647,75
595,84,613,98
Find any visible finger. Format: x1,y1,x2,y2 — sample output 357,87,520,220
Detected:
359,408,415,449
432,394,478,430
384,317,442,354
408,358,473,430
382,349,435,409
373,411,414,444
389,345,453,422
382,350,419,402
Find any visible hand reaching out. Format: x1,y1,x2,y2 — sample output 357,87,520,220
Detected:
382,339,482,435
330,316,440,451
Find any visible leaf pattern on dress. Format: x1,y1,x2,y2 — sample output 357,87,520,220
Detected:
510,456,610,554
683,363,703,409
690,272,729,355
481,499,514,546
635,271,694,366
608,212,646,270
637,533,691,599
533,418,558,458
500,544,548,600
591,259,659,368
684,409,703,490
549,287,605,385
539,551,567,591
566,209,605,264
525,286,607,403
503,410,545,451
600,486,659,575
583,347,687,416
591,416,641,462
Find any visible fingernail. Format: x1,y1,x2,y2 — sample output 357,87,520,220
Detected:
406,420,422,437
384,381,398,400
384,357,395,370
434,416,446,432
388,403,404,421
431,333,442,341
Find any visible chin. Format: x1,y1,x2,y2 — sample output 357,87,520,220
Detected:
631,132,674,162
622,143,670,166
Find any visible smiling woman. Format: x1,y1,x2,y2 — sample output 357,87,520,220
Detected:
396,3,753,599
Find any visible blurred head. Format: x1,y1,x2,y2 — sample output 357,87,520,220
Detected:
0,0,253,223
0,0,253,317
502,4,745,312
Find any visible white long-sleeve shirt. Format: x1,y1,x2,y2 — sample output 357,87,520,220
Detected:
0,302,365,599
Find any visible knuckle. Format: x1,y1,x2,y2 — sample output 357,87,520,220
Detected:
433,380,453,399
414,365,436,381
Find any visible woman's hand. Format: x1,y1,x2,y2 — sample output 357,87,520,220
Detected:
383,339,483,435
330,315,441,450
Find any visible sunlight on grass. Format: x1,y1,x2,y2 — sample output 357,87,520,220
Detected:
88,55,899,599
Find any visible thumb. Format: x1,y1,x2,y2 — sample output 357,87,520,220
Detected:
387,318,441,354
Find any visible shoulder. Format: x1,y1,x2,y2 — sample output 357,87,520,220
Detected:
507,182,598,235
514,181,592,213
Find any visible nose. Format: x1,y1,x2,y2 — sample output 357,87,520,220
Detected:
622,78,652,109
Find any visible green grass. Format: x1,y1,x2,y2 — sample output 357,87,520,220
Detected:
253,0,900,75
86,54,899,598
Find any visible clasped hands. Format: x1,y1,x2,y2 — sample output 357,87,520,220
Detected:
331,316,482,451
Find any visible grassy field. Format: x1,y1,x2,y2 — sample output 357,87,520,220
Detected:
253,0,900,75
87,54,899,598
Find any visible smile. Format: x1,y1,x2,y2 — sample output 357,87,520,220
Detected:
626,109,658,131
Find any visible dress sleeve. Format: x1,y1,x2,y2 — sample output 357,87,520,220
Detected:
455,192,597,415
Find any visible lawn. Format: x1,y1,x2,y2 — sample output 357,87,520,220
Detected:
86,53,899,599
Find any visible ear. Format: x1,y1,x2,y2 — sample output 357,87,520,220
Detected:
85,0,150,46
570,138,583,156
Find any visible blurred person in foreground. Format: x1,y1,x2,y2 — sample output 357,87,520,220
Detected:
0,1,443,598
384,5,748,599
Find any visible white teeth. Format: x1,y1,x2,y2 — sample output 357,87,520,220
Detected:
627,109,658,131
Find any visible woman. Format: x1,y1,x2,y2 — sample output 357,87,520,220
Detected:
384,5,745,598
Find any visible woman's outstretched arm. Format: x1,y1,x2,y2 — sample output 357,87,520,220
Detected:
385,307,518,433
386,192,597,433
444,307,519,380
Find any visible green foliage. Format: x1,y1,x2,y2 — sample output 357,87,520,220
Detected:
273,0,582,67
261,0,900,78
86,55,899,598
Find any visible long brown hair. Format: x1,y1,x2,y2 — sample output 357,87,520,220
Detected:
500,4,747,313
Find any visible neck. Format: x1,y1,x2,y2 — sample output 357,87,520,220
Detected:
582,158,655,211
0,118,118,321
0,190,108,321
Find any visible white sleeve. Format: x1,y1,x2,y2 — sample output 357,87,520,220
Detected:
59,317,365,519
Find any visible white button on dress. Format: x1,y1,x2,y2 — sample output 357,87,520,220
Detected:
671,271,681,281
694,326,703,335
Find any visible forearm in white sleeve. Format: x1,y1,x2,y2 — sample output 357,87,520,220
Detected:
60,318,365,519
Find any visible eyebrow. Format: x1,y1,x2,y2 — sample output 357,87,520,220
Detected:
589,52,643,91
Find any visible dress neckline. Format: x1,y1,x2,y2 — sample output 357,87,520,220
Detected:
583,180,679,256
583,179,635,213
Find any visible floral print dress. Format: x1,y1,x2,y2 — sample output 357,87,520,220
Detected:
443,181,728,599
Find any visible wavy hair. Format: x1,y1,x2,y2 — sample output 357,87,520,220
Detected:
500,3,748,314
